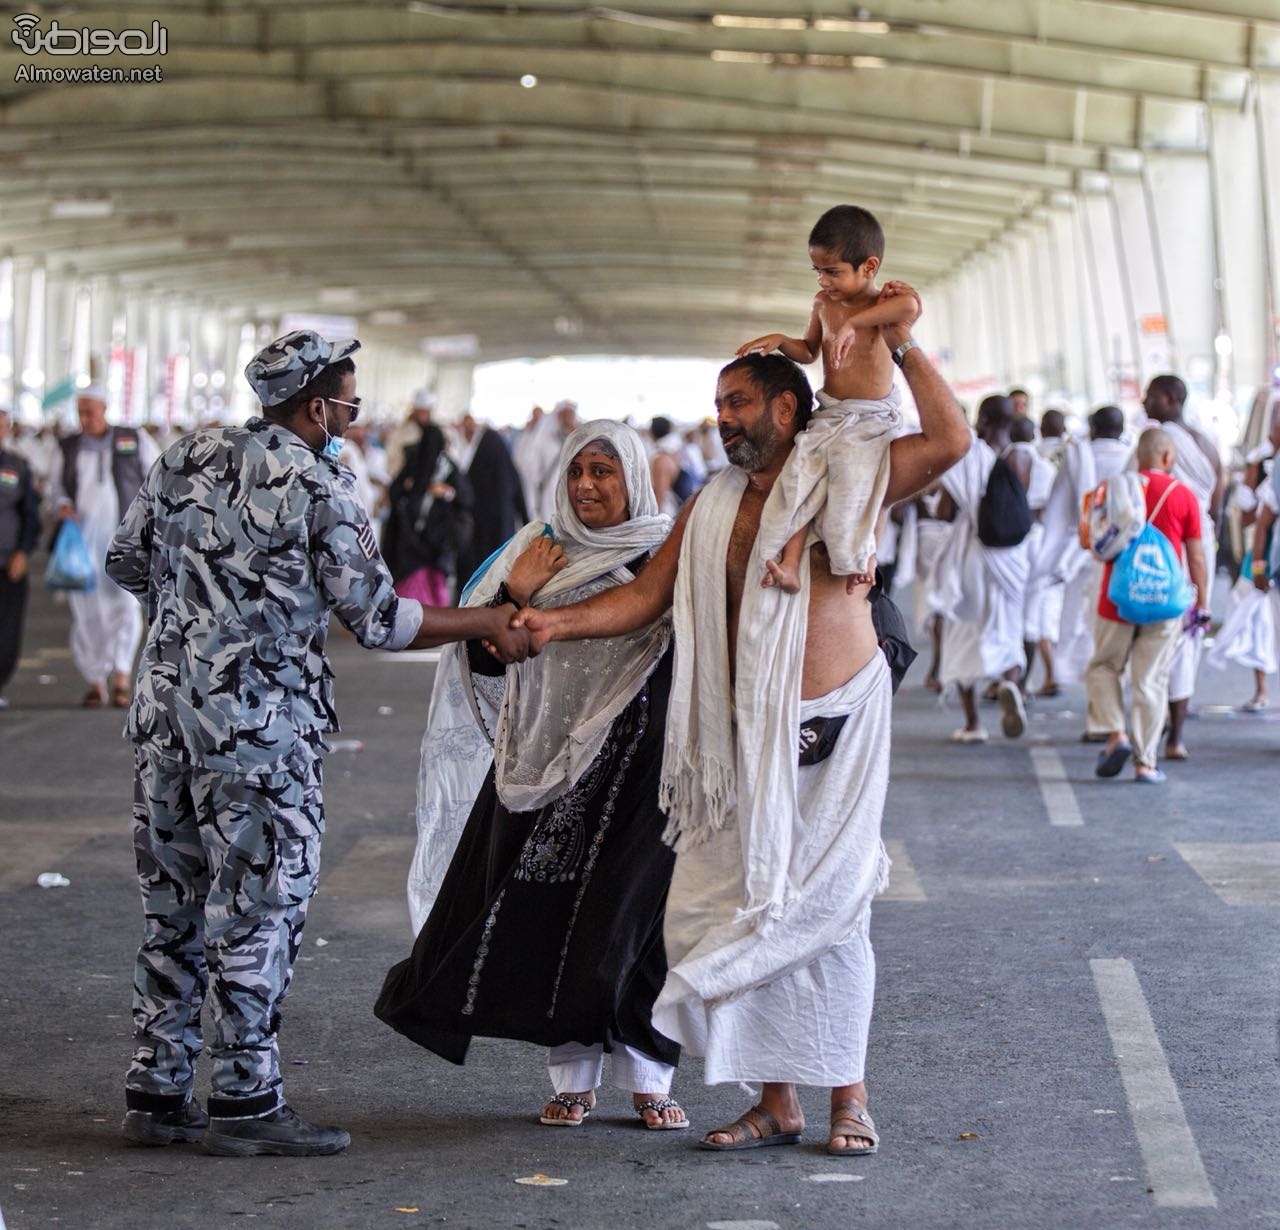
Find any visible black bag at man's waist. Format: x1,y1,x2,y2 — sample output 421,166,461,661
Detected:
869,567,916,694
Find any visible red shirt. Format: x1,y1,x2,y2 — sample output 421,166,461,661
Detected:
1097,470,1201,623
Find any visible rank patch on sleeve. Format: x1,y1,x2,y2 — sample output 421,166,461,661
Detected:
356,521,377,560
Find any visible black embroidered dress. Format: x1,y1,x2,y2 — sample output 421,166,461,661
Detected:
375,647,678,1068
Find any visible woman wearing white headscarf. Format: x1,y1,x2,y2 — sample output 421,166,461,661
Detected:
376,421,689,1129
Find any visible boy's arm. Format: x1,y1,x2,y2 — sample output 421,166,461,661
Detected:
829,289,919,367
514,497,694,649
879,287,971,507
737,300,823,364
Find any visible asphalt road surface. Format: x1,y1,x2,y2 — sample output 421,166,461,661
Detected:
2,577,1278,1230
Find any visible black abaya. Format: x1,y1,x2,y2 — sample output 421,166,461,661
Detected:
375,651,678,1068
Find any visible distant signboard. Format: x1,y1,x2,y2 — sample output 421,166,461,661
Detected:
280,313,358,337
421,334,480,359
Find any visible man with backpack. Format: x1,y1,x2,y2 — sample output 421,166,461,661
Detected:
1141,375,1224,760
1083,428,1208,784
931,393,1033,742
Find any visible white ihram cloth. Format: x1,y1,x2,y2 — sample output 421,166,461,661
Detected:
406,420,671,933
1033,435,1098,681
756,388,901,577
51,430,161,686
912,493,951,635
654,654,891,1085
1206,579,1278,676
1008,442,1055,514
654,464,892,1083
659,433,891,918
512,415,568,524
1160,421,1220,702
1211,471,1278,675
932,435,1030,684
1009,442,1061,642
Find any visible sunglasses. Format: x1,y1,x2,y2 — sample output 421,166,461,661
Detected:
325,397,360,423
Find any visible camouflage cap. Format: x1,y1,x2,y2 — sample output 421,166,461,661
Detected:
244,329,360,408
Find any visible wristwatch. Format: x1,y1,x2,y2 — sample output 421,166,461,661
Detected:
890,338,918,367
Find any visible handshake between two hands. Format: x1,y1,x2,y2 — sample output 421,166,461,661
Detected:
480,604,553,664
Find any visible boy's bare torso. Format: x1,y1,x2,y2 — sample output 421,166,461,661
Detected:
726,483,879,699
815,291,896,402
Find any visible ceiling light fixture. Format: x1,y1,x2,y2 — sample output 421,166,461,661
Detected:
813,18,891,34
520,73,538,87
50,196,113,219
711,14,807,30
710,49,773,64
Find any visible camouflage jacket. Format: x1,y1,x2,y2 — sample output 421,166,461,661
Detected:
106,417,422,773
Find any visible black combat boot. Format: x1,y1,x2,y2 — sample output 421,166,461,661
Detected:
122,1098,209,1146
201,1103,351,1157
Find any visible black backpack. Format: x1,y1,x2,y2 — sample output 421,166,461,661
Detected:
976,454,1032,548
672,466,698,504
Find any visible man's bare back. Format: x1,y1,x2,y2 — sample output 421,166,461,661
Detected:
726,482,879,699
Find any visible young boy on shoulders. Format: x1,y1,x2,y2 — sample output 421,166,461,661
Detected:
738,205,918,593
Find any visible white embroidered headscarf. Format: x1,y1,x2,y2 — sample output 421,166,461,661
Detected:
490,421,672,811
407,420,672,932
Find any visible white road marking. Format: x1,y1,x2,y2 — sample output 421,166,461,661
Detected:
1090,958,1217,1208
878,838,926,902
1030,745,1084,827
1173,842,1280,906
384,650,442,663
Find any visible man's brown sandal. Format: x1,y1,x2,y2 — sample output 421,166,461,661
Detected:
698,1104,801,1151
539,1094,593,1126
828,1104,879,1156
81,687,105,708
635,1097,690,1131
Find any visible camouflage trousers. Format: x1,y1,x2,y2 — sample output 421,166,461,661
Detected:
124,745,324,1120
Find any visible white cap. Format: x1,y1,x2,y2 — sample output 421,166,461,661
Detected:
411,388,436,410
78,382,108,402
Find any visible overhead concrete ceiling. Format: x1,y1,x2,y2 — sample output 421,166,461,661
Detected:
3,1,1278,361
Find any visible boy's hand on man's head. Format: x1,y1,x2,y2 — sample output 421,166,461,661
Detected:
736,333,786,358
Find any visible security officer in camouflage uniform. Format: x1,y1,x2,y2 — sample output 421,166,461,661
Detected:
106,330,533,1157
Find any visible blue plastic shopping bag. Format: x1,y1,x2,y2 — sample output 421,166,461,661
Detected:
1107,522,1192,625
45,520,97,592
